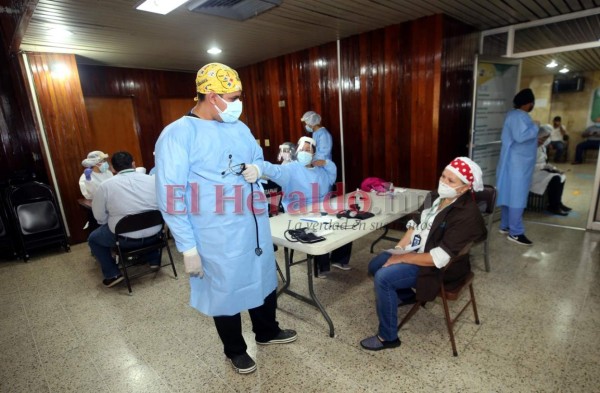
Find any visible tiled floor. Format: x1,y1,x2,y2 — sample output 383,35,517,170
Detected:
1,223,599,392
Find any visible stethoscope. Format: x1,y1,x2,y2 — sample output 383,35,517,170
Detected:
221,154,263,256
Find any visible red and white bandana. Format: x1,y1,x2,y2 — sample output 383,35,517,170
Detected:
445,157,483,192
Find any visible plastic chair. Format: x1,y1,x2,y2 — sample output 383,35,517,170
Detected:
398,243,478,356
6,181,70,262
473,185,497,272
113,210,177,294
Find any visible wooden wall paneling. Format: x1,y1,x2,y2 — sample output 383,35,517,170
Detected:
237,43,340,172
27,53,92,243
85,97,143,166
437,17,478,174
408,15,443,191
340,23,416,192
77,65,195,170
159,98,195,128
0,42,47,185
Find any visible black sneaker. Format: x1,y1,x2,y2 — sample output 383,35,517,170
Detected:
102,275,124,287
507,234,533,246
228,353,256,374
256,329,298,345
498,228,509,235
546,207,568,216
559,203,572,212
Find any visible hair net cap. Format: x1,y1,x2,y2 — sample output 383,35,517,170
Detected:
445,157,484,192
81,151,108,167
538,124,553,137
195,63,242,99
301,111,321,126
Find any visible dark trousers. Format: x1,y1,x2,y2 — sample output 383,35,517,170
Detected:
575,139,600,163
213,290,280,358
549,141,565,162
314,242,353,273
547,176,564,210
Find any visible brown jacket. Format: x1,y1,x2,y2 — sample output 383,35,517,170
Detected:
414,192,487,301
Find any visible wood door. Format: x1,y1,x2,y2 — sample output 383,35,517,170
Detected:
160,98,195,128
85,97,144,166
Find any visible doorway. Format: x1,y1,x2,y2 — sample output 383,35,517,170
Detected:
479,9,600,230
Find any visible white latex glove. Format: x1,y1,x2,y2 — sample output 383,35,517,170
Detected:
183,247,204,277
242,164,260,183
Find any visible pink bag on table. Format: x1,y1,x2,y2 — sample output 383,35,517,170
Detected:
360,177,391,193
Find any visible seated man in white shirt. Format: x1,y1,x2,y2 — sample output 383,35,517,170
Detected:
89,151,162,287
549,116,567,163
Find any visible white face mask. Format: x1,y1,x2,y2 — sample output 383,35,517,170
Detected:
297,151,313,166
305,124,313,133
215,95,243,123
437,181,462,199
98,162,109,173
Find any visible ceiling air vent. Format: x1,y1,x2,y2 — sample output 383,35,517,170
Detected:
187,0,282,21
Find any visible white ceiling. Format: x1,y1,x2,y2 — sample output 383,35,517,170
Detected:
18,0,600,73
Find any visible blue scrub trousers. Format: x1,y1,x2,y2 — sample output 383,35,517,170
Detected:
500,206,525,236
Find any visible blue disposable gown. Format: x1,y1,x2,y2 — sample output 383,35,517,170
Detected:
495,109,538,208
263,161,337,213
312,127,333,161
155,116,276,316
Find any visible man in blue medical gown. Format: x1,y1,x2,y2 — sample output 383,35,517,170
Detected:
155,63,296,374
496,88,538,246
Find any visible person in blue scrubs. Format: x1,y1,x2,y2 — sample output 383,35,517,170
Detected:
261,136,352,276
301,111,333,161
496,88,538,246
155,63,296,375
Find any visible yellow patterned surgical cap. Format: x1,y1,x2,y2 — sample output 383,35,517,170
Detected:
195,63,242,99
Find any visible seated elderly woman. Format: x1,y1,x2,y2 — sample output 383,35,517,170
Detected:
360,157,487,351
531,125,572,215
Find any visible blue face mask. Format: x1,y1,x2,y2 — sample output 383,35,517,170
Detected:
297,151,313,166
99,162,109,173
305,125,313,133
215,95,243,123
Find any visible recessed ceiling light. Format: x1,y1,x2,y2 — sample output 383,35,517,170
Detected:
48,27,72,38
207,47,222,54
559,66,569,74
546,60,558,68
136,0,189,15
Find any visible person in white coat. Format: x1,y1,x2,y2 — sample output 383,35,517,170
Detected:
155,63,296,375
79,150,113,200
530,125,571,215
